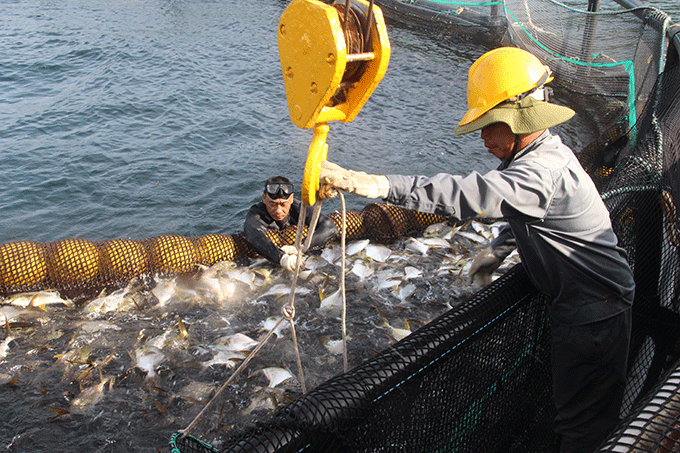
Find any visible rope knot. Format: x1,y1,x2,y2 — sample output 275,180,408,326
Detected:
282,303,295,319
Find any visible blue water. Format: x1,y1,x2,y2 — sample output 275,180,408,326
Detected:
2,0,678,246
0,0,491,246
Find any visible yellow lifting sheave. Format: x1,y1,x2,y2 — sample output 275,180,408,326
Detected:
278,0,390,206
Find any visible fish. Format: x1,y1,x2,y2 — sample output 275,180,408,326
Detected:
225,267,258,291
470,221,492,239
195,274,239,303
204,346,246,369
260,316,290,338
0,322,16,362
455,230,488,244
365,243,392,262
420,237,452,248
0,305,48,327
351,260,374,279
69,375,113,415
320,337,346,355
302,256,327,272
145,323,189,351
376,272,402,290
345,239,369,256
75,320,122,335
4,291,74,309
251,366,296,388
241,386,281,415
382,318,412,342
83,287,138,318
394,283,416,303
260,283,311,298
178,381,216,404
404,266,422,280
320,245,342,264
215,332,259,351
134,345,165,378
151,279,177,306
404,238,430,256
423,221,453,238
317,289,343,316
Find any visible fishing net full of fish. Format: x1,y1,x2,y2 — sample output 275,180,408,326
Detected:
167,0,680,452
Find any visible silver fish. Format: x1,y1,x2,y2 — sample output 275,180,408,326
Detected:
345,239,370,256
382,318,412,342
317,289,343,316
404,266,422,280
365,243,392,262
253,366,296,388
261,283,310,298
423,221,453,238
351,260,374,279
69,376,113,415
134,345,165,378
320,337,346,355
420,237,452,248
5,291,73,309
394,283,416,303
215,332,259,351
260,316,290,338
405,238,430,256
321,245,343,264
455,230,488,244
205,346,245,368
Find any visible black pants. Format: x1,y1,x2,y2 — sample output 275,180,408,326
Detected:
550,309,632,453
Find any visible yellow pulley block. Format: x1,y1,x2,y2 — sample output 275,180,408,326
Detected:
278,0,390,205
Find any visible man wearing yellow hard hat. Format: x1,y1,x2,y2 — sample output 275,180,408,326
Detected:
320,47,635,452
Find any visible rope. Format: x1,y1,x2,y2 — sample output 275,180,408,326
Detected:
339,191,349,372
287,203,309,394
318,183,349,371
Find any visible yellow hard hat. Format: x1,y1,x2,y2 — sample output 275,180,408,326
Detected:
455,47,574,135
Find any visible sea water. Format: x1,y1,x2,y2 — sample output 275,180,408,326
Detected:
1,0,679,452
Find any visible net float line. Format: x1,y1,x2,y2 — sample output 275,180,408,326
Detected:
0,203,447,300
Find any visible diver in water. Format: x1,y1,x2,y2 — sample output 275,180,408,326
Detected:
320,47,635,453
243,176,338,271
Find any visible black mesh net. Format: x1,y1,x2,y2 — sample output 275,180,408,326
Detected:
172,266,555,453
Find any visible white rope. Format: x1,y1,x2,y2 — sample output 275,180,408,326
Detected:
338,191,349,372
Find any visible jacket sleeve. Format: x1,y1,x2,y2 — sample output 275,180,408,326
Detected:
243,206,284,264
385,164,555,221
306,213,338,250
293,200,338,251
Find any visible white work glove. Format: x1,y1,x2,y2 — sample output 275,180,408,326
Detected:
279,245,305,272
320,161,390,199
468,246,504,286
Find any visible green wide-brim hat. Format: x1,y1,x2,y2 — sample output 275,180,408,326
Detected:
454,97,575,136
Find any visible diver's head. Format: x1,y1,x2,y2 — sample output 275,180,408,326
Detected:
263,176,294,221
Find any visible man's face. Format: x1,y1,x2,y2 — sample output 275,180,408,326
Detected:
480,122,516,161
263,193,293,221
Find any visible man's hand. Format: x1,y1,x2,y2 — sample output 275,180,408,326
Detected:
468,247,505,286
279,245,305,272
320,161,390,199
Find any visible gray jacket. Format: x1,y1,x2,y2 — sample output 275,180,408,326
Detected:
385,130,634,326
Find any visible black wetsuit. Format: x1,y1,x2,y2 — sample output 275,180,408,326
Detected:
243,199,338,264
